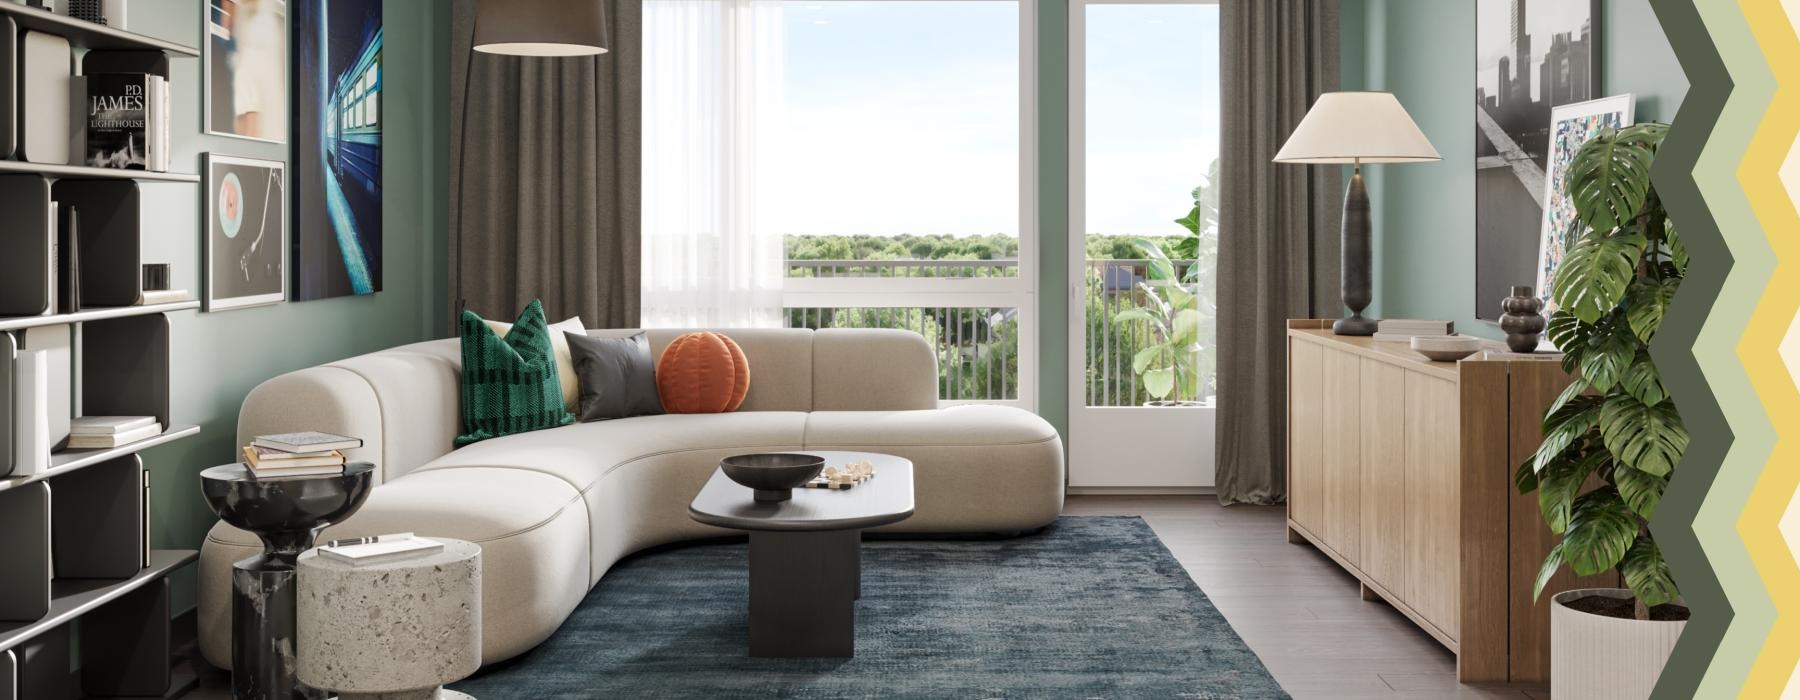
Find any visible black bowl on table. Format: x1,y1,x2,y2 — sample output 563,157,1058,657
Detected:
721,453,826,503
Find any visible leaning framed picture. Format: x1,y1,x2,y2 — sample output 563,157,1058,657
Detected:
1473,0,1599,322
1535,94,1634,315
291,0,383,301
204,154,287,311
204,0,288,143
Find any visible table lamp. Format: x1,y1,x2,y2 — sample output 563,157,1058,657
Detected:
1273,91,1440,336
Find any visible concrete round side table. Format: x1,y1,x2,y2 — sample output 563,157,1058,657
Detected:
296,539,482,700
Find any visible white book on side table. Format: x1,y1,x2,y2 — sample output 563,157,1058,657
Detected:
318,534,445,566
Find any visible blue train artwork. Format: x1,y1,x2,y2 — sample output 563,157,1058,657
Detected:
293,0,381,300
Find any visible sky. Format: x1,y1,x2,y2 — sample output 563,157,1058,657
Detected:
760,1,1218,240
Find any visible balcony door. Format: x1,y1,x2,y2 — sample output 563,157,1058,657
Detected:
1067,0,1218,489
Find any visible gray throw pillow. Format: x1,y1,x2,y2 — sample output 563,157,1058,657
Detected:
564,331,665,422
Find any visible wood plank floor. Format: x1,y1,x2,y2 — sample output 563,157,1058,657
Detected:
1064,495,1548,699
186,495,1548,698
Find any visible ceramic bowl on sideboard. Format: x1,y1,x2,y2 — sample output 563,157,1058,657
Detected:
1410,335,1482,362
720,453,826,503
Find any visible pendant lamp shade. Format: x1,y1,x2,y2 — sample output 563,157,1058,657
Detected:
473,0,609,57
1273,91,1440,164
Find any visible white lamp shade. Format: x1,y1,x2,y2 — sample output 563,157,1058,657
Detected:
1273,92,1441,164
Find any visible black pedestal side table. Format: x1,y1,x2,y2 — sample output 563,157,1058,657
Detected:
688,451,913,658
200,462,374,700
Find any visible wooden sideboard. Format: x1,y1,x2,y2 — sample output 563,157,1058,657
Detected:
1284,320,1615,683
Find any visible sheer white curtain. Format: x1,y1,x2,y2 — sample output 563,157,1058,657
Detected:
640,0,787,328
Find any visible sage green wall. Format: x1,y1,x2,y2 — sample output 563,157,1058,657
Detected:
1352,0,1687,338
122,0,451,612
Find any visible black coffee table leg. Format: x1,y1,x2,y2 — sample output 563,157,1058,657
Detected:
748,529,859,657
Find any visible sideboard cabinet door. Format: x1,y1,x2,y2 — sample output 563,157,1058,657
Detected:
1405,371,1461,640
1321,347,1362,564
1360,358,1407,593
1288,340,1325,536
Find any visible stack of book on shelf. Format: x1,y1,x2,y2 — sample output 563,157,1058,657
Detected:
81,72,171,172
317,533,444,567
1372,319,1455,342
242,431,362,478
67,415,162,449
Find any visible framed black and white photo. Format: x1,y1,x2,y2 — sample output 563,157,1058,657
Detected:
1473,0,1598,321
204,154,287,311
204,0,288,143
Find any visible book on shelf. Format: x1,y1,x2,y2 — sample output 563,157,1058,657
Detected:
253,431,363,454
317,534,444,566
11,349,50,477
243,445,345,470
65,421,162,449
70,415,156,435
136,289,191,305
83,72,169,172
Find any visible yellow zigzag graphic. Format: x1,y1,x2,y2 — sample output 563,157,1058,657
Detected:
1739,0,1800,696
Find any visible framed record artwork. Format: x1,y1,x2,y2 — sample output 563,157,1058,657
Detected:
292,0,382,301
204,153,287,311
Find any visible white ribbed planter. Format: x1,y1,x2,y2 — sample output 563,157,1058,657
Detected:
1551,588,1686,700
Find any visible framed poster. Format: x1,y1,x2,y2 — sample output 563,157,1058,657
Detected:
1473,0,1598,321
204,0,288,143
292,0,383,301
204,154,287,311
1536,94,1634,315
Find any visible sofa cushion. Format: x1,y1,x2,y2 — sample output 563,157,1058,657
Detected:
802,404,1058,447
417,411,809,495
457,301,573,445
655,332,751,414
565,331,664,422
487,315,586,413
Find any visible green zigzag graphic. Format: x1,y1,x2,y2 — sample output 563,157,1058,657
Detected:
1646,0,1744,697
1649,0,1778,696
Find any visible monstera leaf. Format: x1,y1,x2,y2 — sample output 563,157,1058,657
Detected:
1599,394,1688,477
1563,489,1638,576
1619,535,1678,607
1626,277,1680,343
1553,231,1646,325
1568,127,1657,232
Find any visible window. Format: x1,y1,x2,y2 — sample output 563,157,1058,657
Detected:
643,0,1035,406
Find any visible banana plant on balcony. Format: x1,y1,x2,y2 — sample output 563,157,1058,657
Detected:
1113,238,1203,406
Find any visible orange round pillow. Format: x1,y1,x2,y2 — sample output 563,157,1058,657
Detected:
656,332,750,413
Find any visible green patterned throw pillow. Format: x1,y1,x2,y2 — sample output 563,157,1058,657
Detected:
457,300,574,445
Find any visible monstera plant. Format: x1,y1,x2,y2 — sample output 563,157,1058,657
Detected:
1515,121,1688,696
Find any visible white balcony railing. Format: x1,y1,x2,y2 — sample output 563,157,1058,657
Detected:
779,258,1202,407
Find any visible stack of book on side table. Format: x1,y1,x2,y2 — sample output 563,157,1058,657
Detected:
242,431,362,478
67,416,163,449
1371,319,1456,342
317,533,444,567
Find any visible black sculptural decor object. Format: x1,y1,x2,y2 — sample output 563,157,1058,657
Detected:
1500,285,1549,352
200,462,374,700
1274,92,1442,335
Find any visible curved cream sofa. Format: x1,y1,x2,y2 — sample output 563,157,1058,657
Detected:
197,328,1065,669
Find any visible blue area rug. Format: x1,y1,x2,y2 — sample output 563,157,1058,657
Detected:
451,516,1287,699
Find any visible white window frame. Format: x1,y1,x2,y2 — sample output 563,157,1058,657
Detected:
1066,0,1219,490
777,0,1039,412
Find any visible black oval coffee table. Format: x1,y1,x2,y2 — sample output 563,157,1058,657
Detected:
688,451,913,658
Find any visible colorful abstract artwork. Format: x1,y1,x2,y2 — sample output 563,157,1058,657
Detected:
292,0,382,301
1535,94,1634,314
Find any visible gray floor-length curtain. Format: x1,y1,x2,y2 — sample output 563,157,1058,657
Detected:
1214,0,1342,505
449,0,642,328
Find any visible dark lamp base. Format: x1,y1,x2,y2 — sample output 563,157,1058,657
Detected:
1333,315,1379,336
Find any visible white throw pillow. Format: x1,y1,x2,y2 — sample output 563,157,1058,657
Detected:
484,316,585,413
